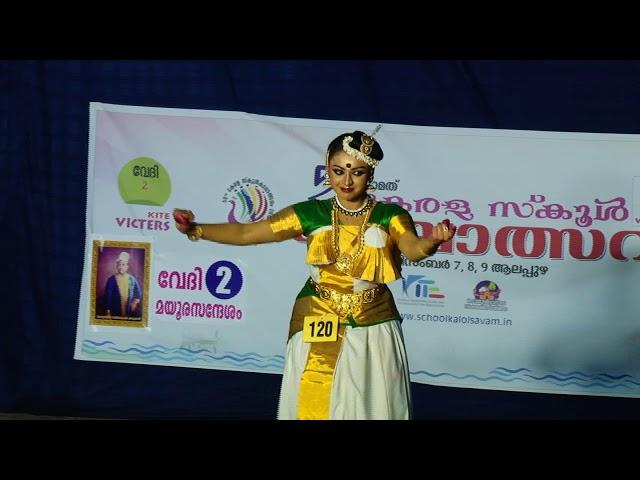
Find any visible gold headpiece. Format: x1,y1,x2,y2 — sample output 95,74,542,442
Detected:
341,124,383,167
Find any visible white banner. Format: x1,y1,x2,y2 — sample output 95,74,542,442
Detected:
75,102,640,397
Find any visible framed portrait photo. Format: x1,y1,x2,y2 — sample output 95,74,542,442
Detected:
90,240,151,328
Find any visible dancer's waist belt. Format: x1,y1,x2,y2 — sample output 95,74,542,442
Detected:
309,278,383,318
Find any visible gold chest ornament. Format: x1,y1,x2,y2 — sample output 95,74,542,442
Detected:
331,197,374,275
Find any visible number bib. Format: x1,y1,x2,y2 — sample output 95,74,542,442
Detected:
303,315,338,343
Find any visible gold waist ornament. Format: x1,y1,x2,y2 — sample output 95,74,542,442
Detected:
309,278,382,318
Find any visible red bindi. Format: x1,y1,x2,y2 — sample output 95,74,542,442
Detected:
346,163,351,168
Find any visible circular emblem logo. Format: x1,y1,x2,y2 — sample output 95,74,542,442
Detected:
205,261,243,300
118,157,171,206
473,280,501,300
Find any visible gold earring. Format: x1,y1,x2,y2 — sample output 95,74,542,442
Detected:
322,173,330,186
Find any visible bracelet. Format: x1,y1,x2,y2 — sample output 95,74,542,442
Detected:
187,223,203,242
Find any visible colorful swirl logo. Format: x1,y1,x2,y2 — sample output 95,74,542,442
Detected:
473,280,501,300
223,178,275,223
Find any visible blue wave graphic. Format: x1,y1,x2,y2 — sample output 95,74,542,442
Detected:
411,366,640,393
92,342,281,361
81,341,639,393
541,380,632,390
410,371,531,383
82,340,284,370
492,367,531,374
244,351,286,360
549,370,632,380
132,343,173,352
82,346,286,370
84,340,116,347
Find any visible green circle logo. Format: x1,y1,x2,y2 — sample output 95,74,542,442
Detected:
118,157,171,206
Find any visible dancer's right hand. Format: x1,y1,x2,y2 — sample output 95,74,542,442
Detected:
173,208,195,234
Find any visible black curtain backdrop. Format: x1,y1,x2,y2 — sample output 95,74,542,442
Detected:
2,60,640,419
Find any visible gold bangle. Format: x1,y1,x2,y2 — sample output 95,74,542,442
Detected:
187,223,203,242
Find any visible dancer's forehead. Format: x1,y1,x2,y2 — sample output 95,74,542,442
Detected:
329,151,370,170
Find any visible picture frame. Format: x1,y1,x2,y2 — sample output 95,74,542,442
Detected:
90,240,151,328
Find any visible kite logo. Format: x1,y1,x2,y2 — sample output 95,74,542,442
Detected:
402,274,445,299
397,272,446,307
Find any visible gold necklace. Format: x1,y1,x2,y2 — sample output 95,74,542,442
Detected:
332,200,374,275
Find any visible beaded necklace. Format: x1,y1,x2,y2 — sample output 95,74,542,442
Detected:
332,196,373,217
